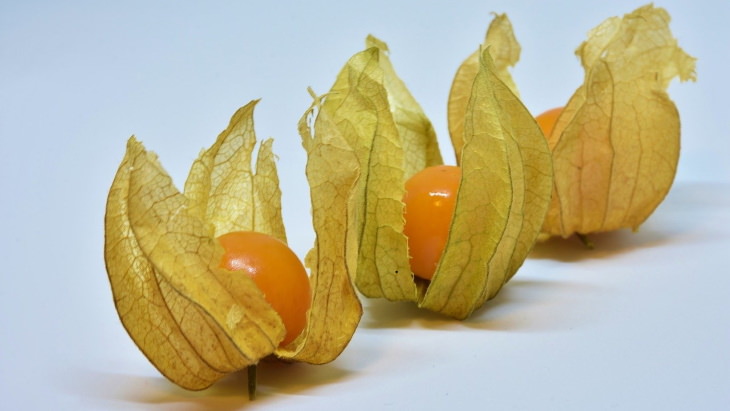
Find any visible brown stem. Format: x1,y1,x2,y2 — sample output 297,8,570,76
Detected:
247,364,257,400
576,233,594,249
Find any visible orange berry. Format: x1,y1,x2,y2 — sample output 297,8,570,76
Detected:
402,165,461,281
218,231,311,347
535,106,564,137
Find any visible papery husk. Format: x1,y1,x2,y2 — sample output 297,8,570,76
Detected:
277,94,363,363
305,36,552,319
448,13,521,163
312,45,420,303
541,4,697,237
104,100,361,390
365,35,444,179
427,49,552,317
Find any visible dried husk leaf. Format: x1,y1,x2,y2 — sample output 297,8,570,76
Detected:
311,37,551,318
184,100,287,242
365,35,443,178
423,49,552,318
448,13,521,163
312,45,421,303
105,135,284,390
276,92,363,363
105,145,225,390
105,100,361,390
542,4,697,237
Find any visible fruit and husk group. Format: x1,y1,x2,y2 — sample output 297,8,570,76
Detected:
538,5,696,238
103,3,696,396
104,100,361,391
300,27,553,320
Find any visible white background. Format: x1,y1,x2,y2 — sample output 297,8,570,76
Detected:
1,1,728,410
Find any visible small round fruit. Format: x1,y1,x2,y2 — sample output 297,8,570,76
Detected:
535,107,563,138
218,231,311,347
402,165,461,281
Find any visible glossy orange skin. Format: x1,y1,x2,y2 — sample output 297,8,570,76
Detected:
403,165,461,281
535,106,563,137
217,231,311,347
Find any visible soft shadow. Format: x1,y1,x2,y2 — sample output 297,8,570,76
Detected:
61,369,245,411
462,278,604,332
529,225,673,262
360,296,457,330
530,181,730,262
360,277,603,333
255,358,353,397
63,359,354,410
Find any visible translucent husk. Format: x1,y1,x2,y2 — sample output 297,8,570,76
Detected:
540,4,697,238
104,100,361,391
448,13,521,162
302,28,552,319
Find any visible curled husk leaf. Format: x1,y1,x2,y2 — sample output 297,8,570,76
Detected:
541,4,697,238
104,100,361,391
449,13,521,162
302,32,552,319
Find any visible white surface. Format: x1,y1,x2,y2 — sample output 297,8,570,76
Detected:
1,1,728,410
